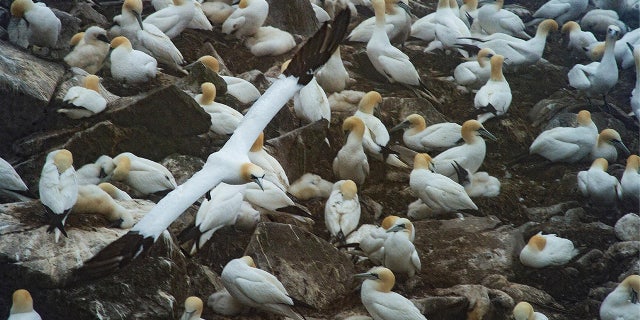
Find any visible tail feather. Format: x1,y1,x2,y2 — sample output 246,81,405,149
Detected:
453,43,481,56
44,206,69,238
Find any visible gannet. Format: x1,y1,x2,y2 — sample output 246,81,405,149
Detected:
312,2,331,26
457,19,558,70
59,75,107,119
424,0,472,56
221,0,269,38
245,26,296,57
8,289,42,320
580,9,627,35
74,11,350,279
325,180,361,243
234,201,260,230
0,157,28,193
39,149,78,243
589,128,629,162
221,256,304,320
197,56,261,104
144,0,196,38
600,274,640,320
585,42,606,61
208,288,247,316
109,36,158,84
355,267,427,319
107,152,178,196
98,182,133,201
315,46,351,93
513,301,548,320
201,0,234,24
453,48,495,89
529,110,599,163
391,114,462,151
459,0,479,30
631,44,640,119
620,155,640,204
618,30,640,69
111,0,185,73
178,184,244,254
477,0,530,38
249,132,289,191
527,0,588,27
10,0,60,48
568,25,621,107
63,26,110,74
383,218,421,277
347,0,411,45
288,173,333,200
350,216,410,264
411,153,478,213
474,54,511,123
281,60,331,125
195,82,243,135
333,116,370,185
367,0,431,97
577,158,621,205
73,184,134,228
561,21,597,56
180,296,204,320
519,232,579,268
432,119,496,181
76,155,115,186
187,1,214,31
451,162,501,197
409,6,437,43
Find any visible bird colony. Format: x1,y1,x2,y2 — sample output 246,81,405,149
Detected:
0,0,638,319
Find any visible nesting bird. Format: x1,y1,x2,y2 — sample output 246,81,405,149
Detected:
75,155,115,186
8,289,42,320
477,0,530,39
325,180,361,244
221,256,304,320
347,0,412,46
354,267,427,319
568,25,621,107
281,60,331,125
73,184,134,228
244,26,296,57
59,75,107,119
453,48,496,90
529,110,599,163
221,0,269,38
589,129,629,162
411,153,478,214
315,47,351,93
333,116,370,185
195,82,243,135
561,21,597,57
249,132,289,191
432,119,497,181
288,173,333,200
620,155,640,205
197,55,261,104
423,0,472,56
599,274,640,320
39,149,78,243
474,54,511,123
631,44,640,119
63,26,110,74
382,217,421,277
109,36,158,84
527,0,588,26
144,0,196,39
106,152,177,196
180,296,204,320
10,0,61,48
513,301,548,320
519,232,579,268
391,114,462,152
578,158,621,206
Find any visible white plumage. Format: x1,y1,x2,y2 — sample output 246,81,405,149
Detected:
577,158,621,205
63,26,110,74
347,0,411,45
245,26,296,57
107,152,178,196
109,36,158,84
325,180,361,242
529,110,599,163
315,47,351,93
221,0,269,38
528,0,588,26
391,114,461,152
195,82,243,135
599,274,640,320
519,232,579,268
382,218,421,277
453,48,495,89
561,21,597,56
589,129,629,162
620,155,640,204
0,157,28,192
39,149,78,243
477,0,530,39
474,54,511,123
10,0,60,48
8,289,42,320
59,75,107,119
144,0,196,38
249,132,289,191
333,117,369,185
513,301,549,320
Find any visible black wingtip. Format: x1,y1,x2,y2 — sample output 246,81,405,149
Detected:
454,43,481,56
44,206,69,238
176,223,203,250
70,231,154,284
378,144,400,161
451,160,470,185
283,9,350,85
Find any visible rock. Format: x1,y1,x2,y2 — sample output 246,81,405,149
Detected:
414,216,522,287
161,154,205,185
614,213,640,241
524,201,580,222
265,0,318,37
431,284,514,320
244,222,356,310
482,274,565,311
69,3,109,27
603,241,640,280
0,40,65,156
176,56,228,95
411,295,469,319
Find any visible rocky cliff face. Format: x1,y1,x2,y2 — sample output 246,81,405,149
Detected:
0,0,638,319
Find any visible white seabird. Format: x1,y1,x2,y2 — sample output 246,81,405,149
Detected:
474,54,511,123
221,0,269,39
347,0,411,46
453,47,495,90
109,36,158,84
195,82,243,135
98,182,133,201
249,132,289,191
59,75,107,119
281,59,331,125
39,149,78,243
73,184,134,228
527,0,588,27
74,10,350,280
245,26,296,57
10,0,60,48
106,152,178,196
513,301,548,320
325,179,361,243
287,173,333,200
390,113,462,152
529,110,599,163
631,44,640,119
620,154,640,204
197,55,261,105
519,232,579,268
8,289,42,320
0,157,29,194
315,46,351,93
333,116,370,186
63,26,110,74
382,217,421,277
577,158,621,206
354,267,427,319
561,21,597,57
75,155,115,186
221,256,304,320
207,288,247,316
477,0,530,39
599,274,640,320
589,128,629,162
180,296,204,320
144,0,196,39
